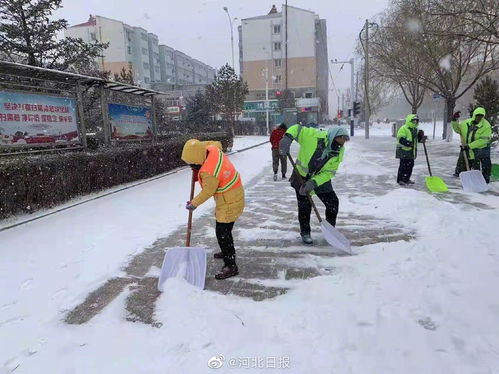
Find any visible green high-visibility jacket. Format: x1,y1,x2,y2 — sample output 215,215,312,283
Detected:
451,107,492,160
396,114,419,159
285,124,345,188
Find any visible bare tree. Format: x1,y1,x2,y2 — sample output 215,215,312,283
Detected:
376,0,499,138
367,8,428,113
428,0,499,45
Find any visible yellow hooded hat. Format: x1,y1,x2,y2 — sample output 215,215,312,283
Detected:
181,139,222,165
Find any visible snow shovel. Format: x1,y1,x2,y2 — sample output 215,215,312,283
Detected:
287,153,352,255
459,149,488,193
422,141,448,193
157,170,207,291
492,163,499,181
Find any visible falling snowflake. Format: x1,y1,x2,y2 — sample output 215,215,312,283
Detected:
405,18,422,33
439,55,452,71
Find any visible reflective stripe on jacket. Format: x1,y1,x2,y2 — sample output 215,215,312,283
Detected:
199,145,242,194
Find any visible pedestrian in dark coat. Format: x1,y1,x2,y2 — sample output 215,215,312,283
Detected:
270,123,288,180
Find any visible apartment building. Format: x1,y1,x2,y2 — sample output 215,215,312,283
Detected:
239,5,329,124
66,15,215,89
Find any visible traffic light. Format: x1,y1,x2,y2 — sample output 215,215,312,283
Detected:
337,110,342,119
276,90,282,97
353,101,361,117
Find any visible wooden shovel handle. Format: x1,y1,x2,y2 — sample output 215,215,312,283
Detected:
422,141,432,177
286,153,323,223
462,148,471,171
186,170,196,247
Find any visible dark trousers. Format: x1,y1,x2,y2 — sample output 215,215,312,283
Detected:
216,221,236,266
472,157,492,184
272,149,287,176
397,159,414,183
295,190,339,234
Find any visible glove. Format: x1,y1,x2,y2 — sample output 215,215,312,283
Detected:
417,129,425,141
185,201,197,210
279,134,293,156
299,180,316,196
452,111,461,121
460,145,470,151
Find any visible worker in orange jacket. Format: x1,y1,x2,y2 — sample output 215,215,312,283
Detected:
181,139,245,279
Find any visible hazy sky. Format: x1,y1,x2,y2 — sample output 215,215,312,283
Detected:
54,0,389,113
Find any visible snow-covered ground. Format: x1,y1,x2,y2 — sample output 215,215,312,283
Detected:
1,134,498,374
232,135,268,150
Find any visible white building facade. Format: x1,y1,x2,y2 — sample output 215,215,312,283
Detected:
239,5,329,124
66,15,215,89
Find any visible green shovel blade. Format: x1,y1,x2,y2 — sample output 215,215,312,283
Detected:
425,176,448,192
492,164,499,181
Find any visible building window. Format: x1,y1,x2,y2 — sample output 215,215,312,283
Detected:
142,48,148,55
141,33,148,41
273,42,281,51
127,46,132,54
273,24,281,34
90,32,97,41
144,77,150,83
274,59,281,68
305,92,313,98
143,62,149,69
273,74,282,84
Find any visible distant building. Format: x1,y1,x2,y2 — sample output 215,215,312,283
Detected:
65,15,216,89
239,5,329,124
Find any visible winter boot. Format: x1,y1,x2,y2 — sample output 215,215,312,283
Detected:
213,252,224,259
282,174,287,180
452,173,459,178
273,173,278,181
215,265,239,279
301,233,313,245
398,181,407,186
406,180,415,184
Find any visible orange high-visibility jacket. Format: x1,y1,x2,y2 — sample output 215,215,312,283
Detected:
182,140,245,223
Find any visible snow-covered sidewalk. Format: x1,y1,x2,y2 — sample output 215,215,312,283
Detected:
1,135,499,374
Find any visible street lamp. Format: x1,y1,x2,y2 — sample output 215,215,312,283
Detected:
223,7,235,69
261,47,271,135
331,58,355,136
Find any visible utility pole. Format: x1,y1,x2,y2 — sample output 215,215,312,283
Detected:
285,0,288,90
223,7,235,69
331,58,355,136
337,94,340,119
364,19,370,139
264,67,270,135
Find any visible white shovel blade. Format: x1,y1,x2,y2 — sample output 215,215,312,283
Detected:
459,170,488,193
157,247,207,291
321,221,352,255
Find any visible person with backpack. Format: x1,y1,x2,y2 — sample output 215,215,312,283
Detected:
270,123,288,180
396,114,426,186
181,139,245,279
451,107,492,183
279,125,349,245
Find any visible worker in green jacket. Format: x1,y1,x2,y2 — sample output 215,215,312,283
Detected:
451,107,492,183
396,114,425,185
279,125,349,244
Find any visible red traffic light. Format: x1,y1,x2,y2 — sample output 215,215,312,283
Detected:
276,90,282,96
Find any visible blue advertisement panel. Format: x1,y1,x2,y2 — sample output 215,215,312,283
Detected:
108,103,153,140
0,90,79,147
